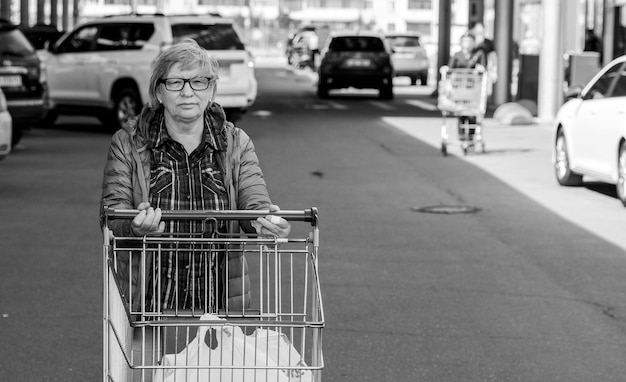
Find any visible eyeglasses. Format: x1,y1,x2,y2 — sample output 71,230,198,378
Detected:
158,77,218,91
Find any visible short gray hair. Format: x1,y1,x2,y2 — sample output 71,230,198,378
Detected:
148,38,219,109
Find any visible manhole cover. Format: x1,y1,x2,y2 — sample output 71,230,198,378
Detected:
411,205,482,214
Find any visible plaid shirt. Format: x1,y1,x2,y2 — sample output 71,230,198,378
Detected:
147,115,229,311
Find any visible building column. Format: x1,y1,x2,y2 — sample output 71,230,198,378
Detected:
436,0,452,73
72,0,79,26
50,0,58,26
37,0,46,24
37,0,45,24
493,0,514,105
603,3,615,66
62,0,69,30
537,0,564,121
21,0,29,25
0,0,11,20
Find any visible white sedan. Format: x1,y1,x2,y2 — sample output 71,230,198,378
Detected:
0,88,12,160
553,55,626,206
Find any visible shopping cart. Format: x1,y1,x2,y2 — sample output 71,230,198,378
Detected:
103,207,324,382
437,66,489,156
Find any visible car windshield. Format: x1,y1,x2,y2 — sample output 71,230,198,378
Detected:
0,27,36,56
172,23,245,50
328,36,385,52
386,36,420,47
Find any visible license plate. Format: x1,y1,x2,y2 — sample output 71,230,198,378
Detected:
0,75,22,87
345,58,371,67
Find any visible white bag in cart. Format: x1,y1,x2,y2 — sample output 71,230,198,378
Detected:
248,328,313,382
154,314,312,382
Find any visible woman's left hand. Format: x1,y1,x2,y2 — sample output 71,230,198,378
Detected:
251,204,291,238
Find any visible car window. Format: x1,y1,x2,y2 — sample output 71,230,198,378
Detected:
611,68,626,97
96,23,154,51
583,62,623,100
386,36,420,48
57,26,98,53
328,36,385,52
171,23,245,50
0,27,35,57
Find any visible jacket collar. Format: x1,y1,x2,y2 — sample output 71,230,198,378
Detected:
127,102,228,152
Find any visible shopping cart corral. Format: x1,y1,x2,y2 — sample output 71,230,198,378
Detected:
437,66,489,156
103,207,323,382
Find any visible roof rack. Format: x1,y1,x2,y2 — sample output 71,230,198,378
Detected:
102,12,221,18
103,12,166,18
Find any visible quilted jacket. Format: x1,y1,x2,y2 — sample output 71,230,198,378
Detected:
100,102,272,310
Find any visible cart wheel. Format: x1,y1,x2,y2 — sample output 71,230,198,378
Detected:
441,143,448,156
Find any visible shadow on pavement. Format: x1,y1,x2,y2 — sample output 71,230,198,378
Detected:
585,181,618,199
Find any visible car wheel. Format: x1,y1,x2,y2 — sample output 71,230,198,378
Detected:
317,80,329,99
11,126,23,147
38,110,58,128
410,77,417,86
420,74,428,86
379,84,394,100
616,143,626,206
554,130,583,186
109,87,141,131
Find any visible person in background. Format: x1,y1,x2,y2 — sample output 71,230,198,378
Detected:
100,38,291,312
584,28,603,66
449,32,486,69
470,21,497,100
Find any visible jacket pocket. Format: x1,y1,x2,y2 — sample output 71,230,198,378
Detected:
201,169,227,195
150,167,173,195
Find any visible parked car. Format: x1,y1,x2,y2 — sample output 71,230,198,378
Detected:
385,33,429,86
317,31,394,99
40,13,257,129
553,55,626,206
0,19,48,145
0,87,12,160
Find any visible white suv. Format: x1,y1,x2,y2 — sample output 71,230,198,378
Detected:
40,14,257,128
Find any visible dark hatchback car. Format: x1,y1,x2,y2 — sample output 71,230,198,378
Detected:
317,31,394,99
0,20,48,145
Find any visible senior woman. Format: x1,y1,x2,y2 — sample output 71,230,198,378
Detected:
100,39,290,312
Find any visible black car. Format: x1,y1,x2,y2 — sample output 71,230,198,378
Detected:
317,31,394,99
0,20,48,145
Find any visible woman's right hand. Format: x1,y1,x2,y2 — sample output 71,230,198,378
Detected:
131,202,165,236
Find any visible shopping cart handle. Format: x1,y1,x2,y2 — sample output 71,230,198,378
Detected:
103,206,319,225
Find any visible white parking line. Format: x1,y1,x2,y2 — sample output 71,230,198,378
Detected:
369,101,396,110
328,101,348,110
405,99,439,111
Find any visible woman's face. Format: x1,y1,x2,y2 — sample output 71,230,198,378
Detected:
158,62,216,124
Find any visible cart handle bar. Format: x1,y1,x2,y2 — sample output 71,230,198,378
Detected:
104,206,318,226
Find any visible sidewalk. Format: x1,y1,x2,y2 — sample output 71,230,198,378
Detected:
384,116,626,252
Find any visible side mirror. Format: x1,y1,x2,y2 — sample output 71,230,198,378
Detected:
564,85,583,102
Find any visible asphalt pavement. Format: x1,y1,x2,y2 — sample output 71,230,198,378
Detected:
385,116,626,252
3,61,626,381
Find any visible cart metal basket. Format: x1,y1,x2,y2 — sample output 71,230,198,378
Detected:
437,66,489,156
103,208,324,382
